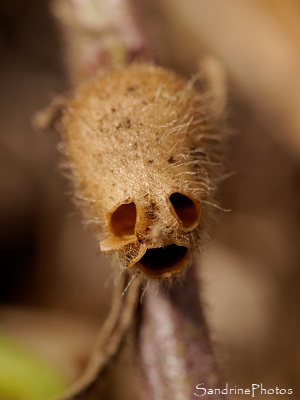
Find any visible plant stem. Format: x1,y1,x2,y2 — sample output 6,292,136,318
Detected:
138,265,224,400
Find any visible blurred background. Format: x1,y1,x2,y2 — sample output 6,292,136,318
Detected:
0,0,300,399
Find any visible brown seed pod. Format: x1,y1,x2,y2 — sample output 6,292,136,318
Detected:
61,63,226,279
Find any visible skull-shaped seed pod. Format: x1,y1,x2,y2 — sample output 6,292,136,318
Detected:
61,63,226,279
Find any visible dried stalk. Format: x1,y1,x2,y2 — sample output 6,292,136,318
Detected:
51,0,153,85
56,274,141,400
139,265,223,400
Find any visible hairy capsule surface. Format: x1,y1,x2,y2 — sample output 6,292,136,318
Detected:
61,63,225,279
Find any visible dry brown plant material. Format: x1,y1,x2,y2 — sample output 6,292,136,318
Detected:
52,0,153,84
33,3,228,396
61,63,226,280
56,274,141,400
139,266,224,400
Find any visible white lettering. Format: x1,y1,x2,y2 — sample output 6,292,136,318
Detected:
252,384,259,398
194,383,206,397
221,383,229,394
260,383,267,394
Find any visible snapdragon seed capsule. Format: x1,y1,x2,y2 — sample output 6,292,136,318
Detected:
61,63,225,279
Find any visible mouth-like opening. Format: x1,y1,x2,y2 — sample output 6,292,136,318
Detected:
137,244,189,278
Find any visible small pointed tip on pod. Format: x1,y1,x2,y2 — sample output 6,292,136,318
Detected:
61,63,227,280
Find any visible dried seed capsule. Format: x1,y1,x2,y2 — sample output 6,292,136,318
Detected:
61,63,225,279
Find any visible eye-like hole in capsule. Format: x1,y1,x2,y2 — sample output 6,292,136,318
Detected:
109,201,137,238
137,244,189,278
169,192,200,230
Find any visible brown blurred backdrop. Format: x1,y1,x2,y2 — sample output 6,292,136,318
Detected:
0,1,300,399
